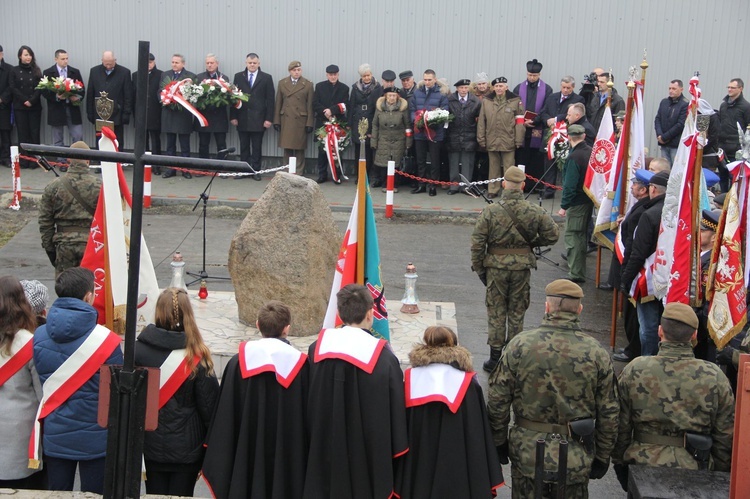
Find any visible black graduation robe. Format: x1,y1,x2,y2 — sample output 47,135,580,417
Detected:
201,339,309,499
303,327,409,499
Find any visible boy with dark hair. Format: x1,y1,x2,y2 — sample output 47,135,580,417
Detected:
202,300,309,499
303,283,408,499
32,267,123,494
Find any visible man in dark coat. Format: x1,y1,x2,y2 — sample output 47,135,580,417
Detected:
304,284,408,499
194,54,230,169
132,53,162,173
313,64,349,184
0,45,13,167
43,50,85,167
231,53,275,180
719,78,750,180
86,50,133,144
654,79,689,165
586,72,625,130
567,102,596,145
160,54,196,179
446,78,481,194
514,59,552,191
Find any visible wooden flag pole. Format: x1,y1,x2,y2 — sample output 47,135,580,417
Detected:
356,118,368,284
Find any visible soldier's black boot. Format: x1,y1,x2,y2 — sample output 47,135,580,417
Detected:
482,348,502,373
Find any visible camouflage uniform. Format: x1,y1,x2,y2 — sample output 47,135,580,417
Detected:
487,311,619,498
39,161,100,276
471,189,559,352
613,341,734,472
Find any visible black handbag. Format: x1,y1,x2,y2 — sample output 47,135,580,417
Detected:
399,154,415,174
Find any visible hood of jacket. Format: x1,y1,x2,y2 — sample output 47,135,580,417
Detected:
376,95,408,112
45,297,99,343
485,89,520,102
416,79,451,96
408,344,473,372
137,323,187,351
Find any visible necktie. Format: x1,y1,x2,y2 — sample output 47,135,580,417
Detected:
248,72,254,88
61,68,67,79
292,79,297,86
460,97,466,105
174,72,180,80
560,95,567,104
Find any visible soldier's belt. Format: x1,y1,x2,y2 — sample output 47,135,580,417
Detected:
515,416,569,436
633,430,684,447
56,226,89,233
488,247,532,256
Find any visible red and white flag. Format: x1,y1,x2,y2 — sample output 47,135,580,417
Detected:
584,106,615,207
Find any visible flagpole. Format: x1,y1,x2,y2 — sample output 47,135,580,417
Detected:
640,51,649,97
356,118,368,284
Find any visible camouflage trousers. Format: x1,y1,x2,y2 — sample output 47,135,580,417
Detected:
510,467,588,499
486,268,531,350
54,241,87,277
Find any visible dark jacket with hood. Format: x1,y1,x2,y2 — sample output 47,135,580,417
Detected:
409,79,450,142
135,324,219,466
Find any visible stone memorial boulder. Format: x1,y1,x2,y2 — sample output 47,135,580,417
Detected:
228,172,341,336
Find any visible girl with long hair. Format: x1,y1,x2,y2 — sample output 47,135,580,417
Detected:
0,276,45,489
135,287,218,497
9,46,42,169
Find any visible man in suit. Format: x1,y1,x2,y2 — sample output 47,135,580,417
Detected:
230,52,274,180
132,53,162,174
160,54,196,179
43,49,85,171
273,60,313,174
313,64,349,184
0,45,13,167
196,53,229,168
86,50,133,144
586,72,625,130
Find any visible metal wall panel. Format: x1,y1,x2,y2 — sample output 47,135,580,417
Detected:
2,0,748,160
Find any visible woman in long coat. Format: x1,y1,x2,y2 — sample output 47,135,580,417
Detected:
371,88,411,191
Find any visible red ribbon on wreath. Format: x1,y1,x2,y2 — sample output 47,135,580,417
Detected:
160,79,209,127
324,122,347,183
414,109,437,142
547,120,568,160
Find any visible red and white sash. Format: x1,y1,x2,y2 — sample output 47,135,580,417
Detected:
159,349,201,409
28,324,120,468
405,364,474,414
0,329,34,387
314,326,386,374
238,339,307,388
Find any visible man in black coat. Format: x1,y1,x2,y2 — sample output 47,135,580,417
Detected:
195,54,230,166
43,50,85,170
566,102,596,145
654,79,689,166
160,54,196,179
132,53,162,173
86,50,133,144
719,78,750,163
230,53,275,181
586,72,625,130
0,45,12,167
313,64,349,184
446,79,481,194
514,59,552,191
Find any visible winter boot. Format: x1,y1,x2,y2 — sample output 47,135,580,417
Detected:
482,348,502,373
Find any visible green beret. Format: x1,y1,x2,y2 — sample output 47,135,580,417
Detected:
71,141,90,150
545,279,584,299
568,124,585,136
661,302,698,329
504,166,526,183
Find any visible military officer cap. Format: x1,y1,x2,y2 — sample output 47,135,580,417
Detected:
148,53,155,61
661,302,699,329
454,78,471,87
475,72,489,83
633,169,654,185
399,70,413,80
288,60,301,71
382,70,396,81
504,166,526,183
650,171,670,187
491,77,508,86
326,64,339,74
545,279,584,299
700,209,720,231
526,59,543,73
568,124,586,136
615,110,626,120
714,192,727,209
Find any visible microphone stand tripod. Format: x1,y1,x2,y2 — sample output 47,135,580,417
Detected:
524,161,561,267
187,172,231,286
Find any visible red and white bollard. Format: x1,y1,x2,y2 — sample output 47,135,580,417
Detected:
143,151,152,208
9,146,21,210
385,160,395,219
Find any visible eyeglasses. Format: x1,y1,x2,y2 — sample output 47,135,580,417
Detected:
728,86,740,90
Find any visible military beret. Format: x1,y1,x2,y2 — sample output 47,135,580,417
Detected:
615,110,626,119
700,209,721,231
633,169,654,185
545,279,584,299
21,279,49,315
661,302,698,329
714,192,727,209
148,53,155,61
325,64,339,74
71,141,90,150
567,124,586,136
382,87,399,95
703,168,720,188
492,77,508,86
475,72,489,83
381,69,396,81
504,166,526,183
454,78,471,87
650,171,670,187
526,59,543,73
288,60,301,71
399,70,413,80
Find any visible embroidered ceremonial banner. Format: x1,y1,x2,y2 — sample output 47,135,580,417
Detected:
584,105,615,208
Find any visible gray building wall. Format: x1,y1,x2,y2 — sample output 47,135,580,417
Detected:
2,0,749,162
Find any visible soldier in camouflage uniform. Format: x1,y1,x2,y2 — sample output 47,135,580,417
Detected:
471,165,559,372
487,279,619,498
39,141,100,276
613,302,734,491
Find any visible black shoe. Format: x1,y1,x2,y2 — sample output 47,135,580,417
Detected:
482,348,503,373
253,174,262,181
152,166,162,176
162,169,176,178
587,245,598,254
447,189,459,195
59,165,68,173
598,283,613,291
371,180,383,188
612,352,633,363
567,277,586,284
411,186,426,194
316,177,328,184
428,186,437,196
182,171,192,179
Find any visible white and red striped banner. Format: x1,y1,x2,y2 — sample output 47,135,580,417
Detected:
0,329,33,387
546,120,568,160
584,106,615,208
158,349,200,409
160,79,208,127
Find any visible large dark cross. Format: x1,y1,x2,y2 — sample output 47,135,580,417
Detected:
21,41,254,499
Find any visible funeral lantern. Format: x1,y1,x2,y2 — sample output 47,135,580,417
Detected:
169,251,187,291
401,262,419,314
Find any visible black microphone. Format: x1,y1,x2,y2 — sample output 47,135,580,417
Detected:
217,147,236,155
